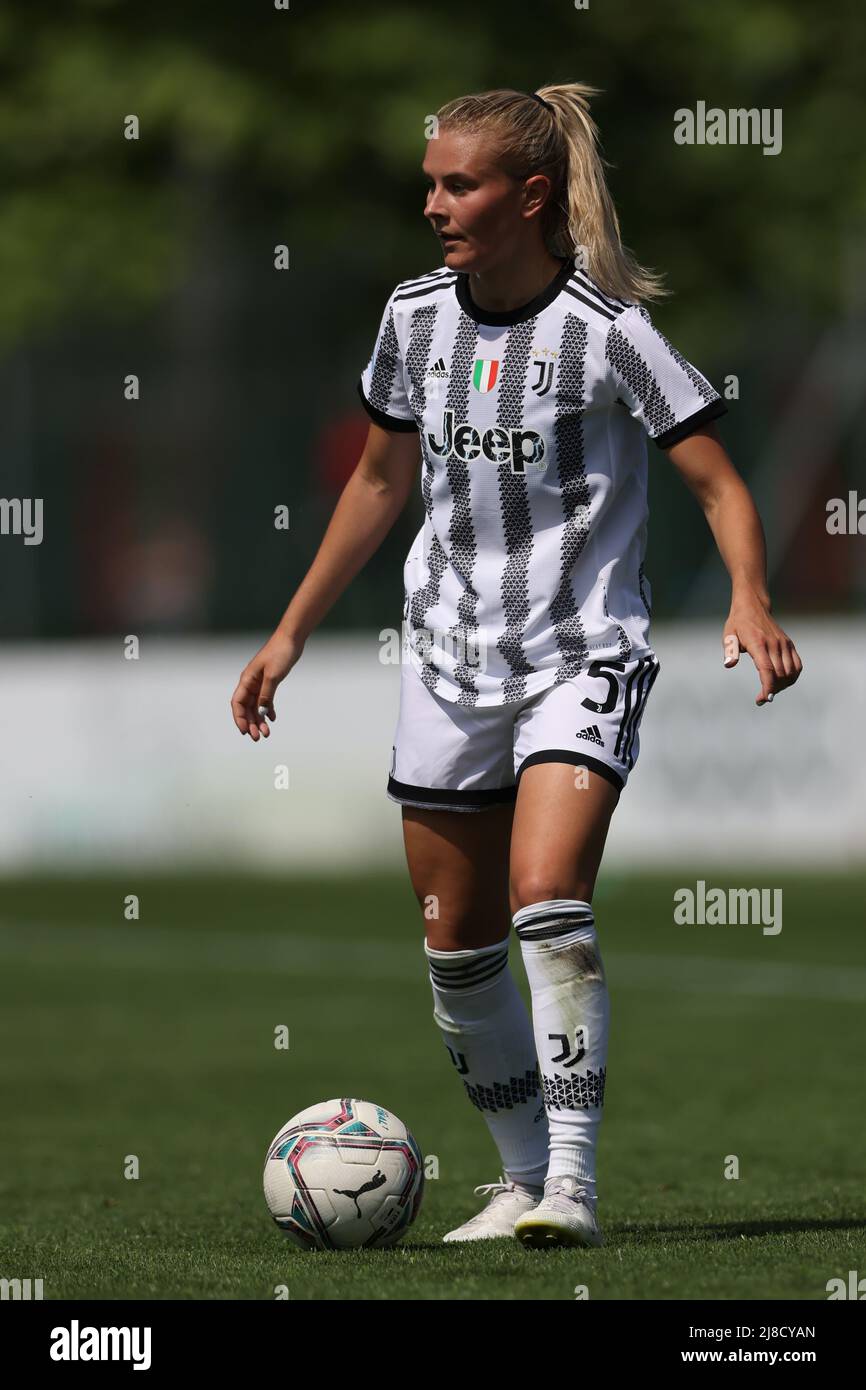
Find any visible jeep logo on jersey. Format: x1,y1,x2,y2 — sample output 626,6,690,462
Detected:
427,409,546,475
472,358,499,392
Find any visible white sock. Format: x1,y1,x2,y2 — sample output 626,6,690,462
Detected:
514,900,609,1203
425,936,549,1190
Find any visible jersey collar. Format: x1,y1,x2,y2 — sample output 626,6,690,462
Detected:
454,256,573,327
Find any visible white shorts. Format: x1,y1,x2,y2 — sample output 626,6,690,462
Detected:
387,653,660,812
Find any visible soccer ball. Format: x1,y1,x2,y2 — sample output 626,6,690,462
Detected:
263,1098,424,1250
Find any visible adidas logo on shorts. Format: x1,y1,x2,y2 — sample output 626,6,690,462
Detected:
576,724,605,747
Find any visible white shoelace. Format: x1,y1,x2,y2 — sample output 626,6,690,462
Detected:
544,1177,595,1209
472,1177,515,1200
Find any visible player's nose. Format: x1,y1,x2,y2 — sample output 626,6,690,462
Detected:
424,189,446,221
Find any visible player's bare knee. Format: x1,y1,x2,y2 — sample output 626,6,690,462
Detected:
510,876,592,912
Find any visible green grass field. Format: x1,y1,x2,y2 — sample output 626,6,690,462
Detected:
0,870,863,1300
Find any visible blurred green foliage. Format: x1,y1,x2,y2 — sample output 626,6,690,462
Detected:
0,0,863,636
0,0,863,346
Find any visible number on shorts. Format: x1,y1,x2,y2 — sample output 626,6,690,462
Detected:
580,660,625,715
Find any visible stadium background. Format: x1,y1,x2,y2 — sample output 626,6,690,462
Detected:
0,0,864,1300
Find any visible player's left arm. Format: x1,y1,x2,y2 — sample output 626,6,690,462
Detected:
663,422,803,705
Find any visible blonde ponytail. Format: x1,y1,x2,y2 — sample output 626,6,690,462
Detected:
436,83,669,304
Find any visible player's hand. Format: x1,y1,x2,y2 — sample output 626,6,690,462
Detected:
722,600,802,706
231,630,304,740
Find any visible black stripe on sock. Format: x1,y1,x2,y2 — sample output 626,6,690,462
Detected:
428,949,509,982
427,950,509,990
513,902,594,943
516,919,593,942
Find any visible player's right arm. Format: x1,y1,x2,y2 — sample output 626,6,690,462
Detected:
230,421,420,740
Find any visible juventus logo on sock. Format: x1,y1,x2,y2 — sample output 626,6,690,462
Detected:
548,1026,587,1068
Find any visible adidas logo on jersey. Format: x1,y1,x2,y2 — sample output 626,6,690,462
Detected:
424,358,450,402
427,408,546,475
576,724,604,746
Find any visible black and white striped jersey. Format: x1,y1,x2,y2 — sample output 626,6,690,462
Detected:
357,255,727,707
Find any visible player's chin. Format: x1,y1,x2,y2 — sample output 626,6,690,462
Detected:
438,237,473,264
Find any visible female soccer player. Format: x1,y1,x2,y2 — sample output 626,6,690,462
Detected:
230,84,802,1248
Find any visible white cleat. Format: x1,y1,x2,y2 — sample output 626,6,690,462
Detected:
442,1176,543,1243
513,1175,604,1248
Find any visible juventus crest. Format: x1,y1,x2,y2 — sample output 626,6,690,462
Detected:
531,357,555,396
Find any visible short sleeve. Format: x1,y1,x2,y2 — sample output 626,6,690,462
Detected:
604,304,727,449
357,289,417,432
